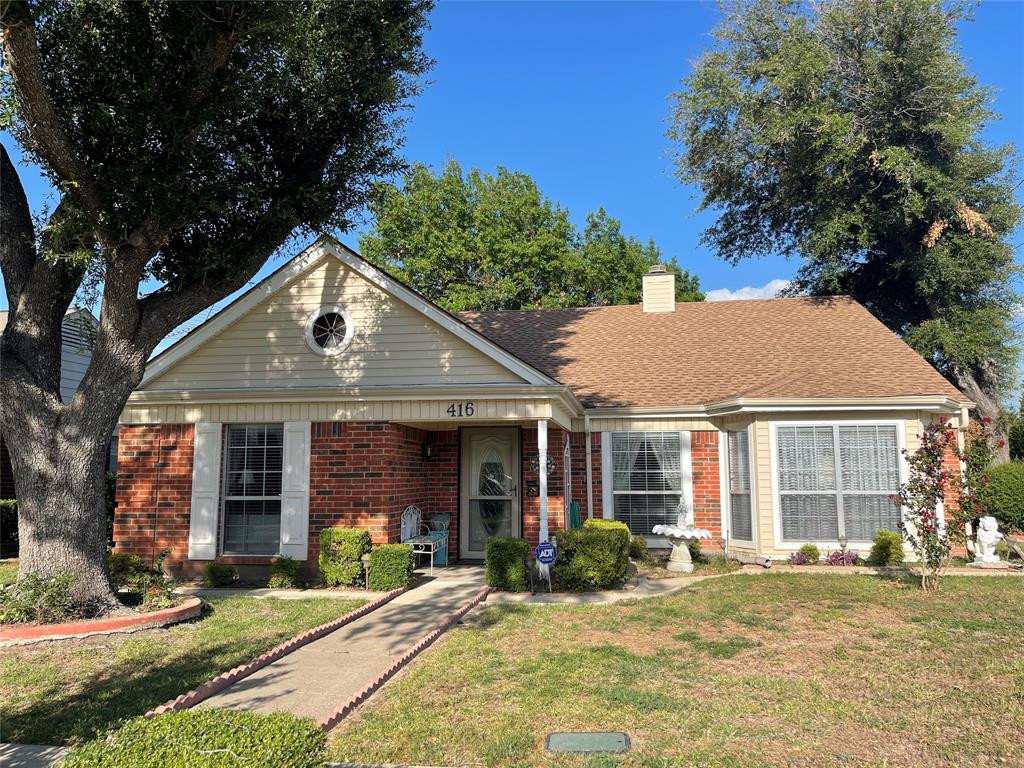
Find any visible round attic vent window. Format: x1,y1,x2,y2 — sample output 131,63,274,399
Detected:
304,305,353,357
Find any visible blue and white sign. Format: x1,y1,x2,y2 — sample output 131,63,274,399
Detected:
535,541,557,565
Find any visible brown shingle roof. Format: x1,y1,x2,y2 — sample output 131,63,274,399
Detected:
459,296,967,408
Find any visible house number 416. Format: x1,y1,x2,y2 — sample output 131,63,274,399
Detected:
446,402,475,417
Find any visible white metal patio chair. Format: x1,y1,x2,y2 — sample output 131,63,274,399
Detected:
400,505,448,576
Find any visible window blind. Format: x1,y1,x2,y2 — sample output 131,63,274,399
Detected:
727,430,753,542
611,432,682,535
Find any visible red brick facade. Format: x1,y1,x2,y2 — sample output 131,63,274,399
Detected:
113,422,725,575
114,424,194,568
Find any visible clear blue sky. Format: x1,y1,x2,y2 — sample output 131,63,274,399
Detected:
2,1,1022,312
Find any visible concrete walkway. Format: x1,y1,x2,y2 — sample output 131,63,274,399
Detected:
199,567,485,721
0,743,67,768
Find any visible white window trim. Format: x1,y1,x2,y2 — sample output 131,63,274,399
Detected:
601,430,693,546
769,419,908,551
303,304,354,357
720,425,757,548
220,424,285,557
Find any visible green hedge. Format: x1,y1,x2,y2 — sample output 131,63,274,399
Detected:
203,561,237,588
484,537,530,591
981,461,1024,534
61,710,326,768
318,527,371,587
268,555,302,588
553,519,630,591
368,543,414,591
869,529,905,567
0,499,17,550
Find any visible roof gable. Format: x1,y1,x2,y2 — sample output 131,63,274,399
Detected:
142,239,555,390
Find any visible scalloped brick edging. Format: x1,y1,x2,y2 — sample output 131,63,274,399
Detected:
145,585,410,718
317,585,491,732
0,597,204,647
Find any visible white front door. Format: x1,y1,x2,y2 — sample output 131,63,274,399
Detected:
460,428,520,559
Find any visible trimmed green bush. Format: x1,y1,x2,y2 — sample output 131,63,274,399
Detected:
61,710,327,768
687,537,702,561
798,543,821,562
981,461,1024,534
628,534,648,562
0,572,77,624
319,527,372,587
202,561,237,588
107,552,153,588
268,555,301,589
367,543,414,591
0,499,17,551
869,529,905,567
484,537,530,591
554,519,630,591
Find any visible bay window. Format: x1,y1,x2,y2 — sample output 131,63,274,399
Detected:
222,424,284,554
776,424,901,543
726,430,753,542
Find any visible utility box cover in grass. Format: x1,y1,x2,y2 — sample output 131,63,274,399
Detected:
545,732,630,753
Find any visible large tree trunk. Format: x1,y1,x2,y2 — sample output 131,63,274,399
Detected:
951,359,1010,463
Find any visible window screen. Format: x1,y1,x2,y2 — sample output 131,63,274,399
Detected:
611,432,682,535
222,424,283,554
777,424,900,542
727,430,753,542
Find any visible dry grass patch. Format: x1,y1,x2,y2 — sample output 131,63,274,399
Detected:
329,574,1024,768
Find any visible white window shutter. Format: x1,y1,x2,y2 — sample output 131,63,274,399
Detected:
680,431,694,521
280,421,311,560
188,423,222,560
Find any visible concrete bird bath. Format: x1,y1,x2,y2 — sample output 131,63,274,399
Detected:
652,506,712,573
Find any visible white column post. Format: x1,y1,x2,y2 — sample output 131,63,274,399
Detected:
538,419,549,543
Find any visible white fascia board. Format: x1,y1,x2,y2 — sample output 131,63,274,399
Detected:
140,237,558,389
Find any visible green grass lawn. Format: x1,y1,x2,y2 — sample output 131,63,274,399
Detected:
0,595,364,746
0,558,18,586
329,574,1024,768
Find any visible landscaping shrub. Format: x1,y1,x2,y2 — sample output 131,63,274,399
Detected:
687,537,702,561
0,499,17,553
0,572,77,624
108,552,151,588
789,543,820,565
869,529,905,567
367,544,414,591
484,537,530,591
981,461,1024,534
319,527,372,587
554,519,630,591
268,555,302,589
203,561,237,588
61,709,327,768
628,534,648,562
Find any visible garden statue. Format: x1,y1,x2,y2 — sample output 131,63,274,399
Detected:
973,515,1004,564
652,503,712,573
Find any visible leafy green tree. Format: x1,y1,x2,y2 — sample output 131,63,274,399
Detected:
360,160,703,311
1009,394,1024,461
669,0,1021,444
0,0,430,609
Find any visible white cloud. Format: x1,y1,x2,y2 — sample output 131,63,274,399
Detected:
705,279,791,302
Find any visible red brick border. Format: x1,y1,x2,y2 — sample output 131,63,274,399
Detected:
317,585,491,732
145,586,410,718
0,597,204,647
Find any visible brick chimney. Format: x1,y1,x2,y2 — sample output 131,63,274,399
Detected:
642,264,675,313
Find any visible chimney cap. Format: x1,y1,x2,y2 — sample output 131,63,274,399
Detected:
647,264,668,275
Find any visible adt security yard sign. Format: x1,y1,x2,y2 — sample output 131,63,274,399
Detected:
535,542,557,565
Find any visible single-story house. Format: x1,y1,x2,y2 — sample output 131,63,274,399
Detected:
113,237,970,577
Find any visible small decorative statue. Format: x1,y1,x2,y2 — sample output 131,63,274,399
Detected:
652,501,711,573
974,515,1004,564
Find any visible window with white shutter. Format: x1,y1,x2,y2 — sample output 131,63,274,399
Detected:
776,424,900,543
727,430,753,542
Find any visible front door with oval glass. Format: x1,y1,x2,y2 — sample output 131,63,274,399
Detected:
460,428,520,559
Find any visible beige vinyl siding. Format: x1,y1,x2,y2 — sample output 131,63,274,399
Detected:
120,397,567,427
146,259,525,390
750,410,929,557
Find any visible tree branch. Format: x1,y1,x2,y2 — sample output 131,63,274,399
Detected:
0,142,35,307
0,1,114,248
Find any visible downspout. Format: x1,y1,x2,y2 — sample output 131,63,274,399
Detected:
584,413,594,519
